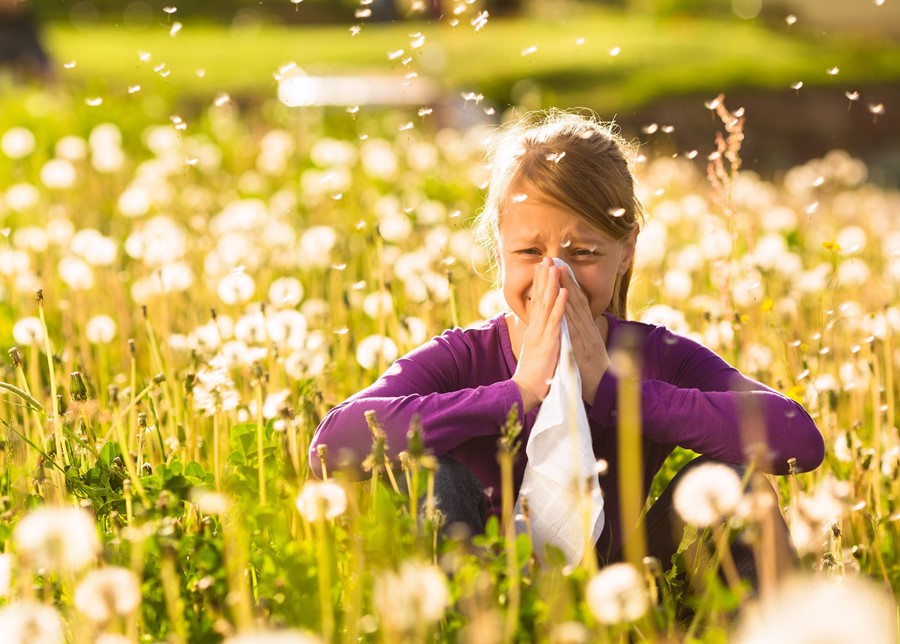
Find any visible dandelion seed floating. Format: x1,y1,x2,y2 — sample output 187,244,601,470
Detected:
686,149,699,159
642,123,659,134
85,97,103,107
471,10,489,31
575,36,585,45
63,61,76,69
609,46,621,56
355,8,372,18
169,21,182,37
705,96,721,110
138,51,151,62
546,151,566,163
791,81,803,92
868,103,885,123
806,201,819,214
813,175,825,187
409,32,425,48
387,49,404,61
460,91,484,107
484,106,496,115
350,24,362,36
127,85,141,94
511,193,528,203
661,125,674,134
826,66,840,76
162,6,177,14
417,107,433,117
785,14,797,25
609,207,626,218
521,44,538,57
195,68,205,78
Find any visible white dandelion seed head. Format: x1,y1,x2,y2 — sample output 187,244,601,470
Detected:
1,127,36,159
267,309,308,350
40,159,77,190
298,225,338,269
356,335,399,370
373,560,450,632
74,566,141,624
5,183,40,212
295,480,348,522
91,145,126,174
268,276,305,308
673,463,744,527
0,600,64,644
734,574,897,644
662,268,693,301
14,506,101,573
0,553,11,597
362,291,395,320
58,255,95,290
225,629,324,644
585,562,650,624
360,138,398,180
55,135,88,161
85,315,117,344
218,272,256,305
12,316,45,346
71,228,118,266
12,225,48,252
191,489,230,515
89,123,122,151
836,259,870,288
479,288,508,319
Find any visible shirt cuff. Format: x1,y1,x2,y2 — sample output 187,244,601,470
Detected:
590,369,619,426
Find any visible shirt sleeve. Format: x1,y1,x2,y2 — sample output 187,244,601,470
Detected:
309,331,523,478
589,325,825,474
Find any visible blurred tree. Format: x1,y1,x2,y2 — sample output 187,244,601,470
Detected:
0,0,52,79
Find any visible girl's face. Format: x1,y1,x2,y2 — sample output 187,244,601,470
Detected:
497,189,636,326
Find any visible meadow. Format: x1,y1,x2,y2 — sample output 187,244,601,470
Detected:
1,5,900,643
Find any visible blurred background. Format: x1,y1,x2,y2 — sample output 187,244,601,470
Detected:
2,0,899,182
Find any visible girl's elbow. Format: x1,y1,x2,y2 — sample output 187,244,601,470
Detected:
797,425,826,472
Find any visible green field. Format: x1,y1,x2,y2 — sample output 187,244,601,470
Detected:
43,8,900,111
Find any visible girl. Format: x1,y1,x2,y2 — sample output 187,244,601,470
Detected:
310,110,824,567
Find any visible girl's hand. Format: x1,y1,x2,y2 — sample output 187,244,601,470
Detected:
559,267,610,404
512,258,568,413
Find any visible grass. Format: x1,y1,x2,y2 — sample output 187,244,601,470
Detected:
43,6,900,112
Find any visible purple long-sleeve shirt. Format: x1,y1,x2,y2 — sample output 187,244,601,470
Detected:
311,313,824,556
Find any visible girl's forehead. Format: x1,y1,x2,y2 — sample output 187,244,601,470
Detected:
500,201,615,242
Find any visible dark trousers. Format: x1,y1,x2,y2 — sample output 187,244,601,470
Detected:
428,454,797,588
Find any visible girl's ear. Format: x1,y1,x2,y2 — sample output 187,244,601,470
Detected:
618,228,638,276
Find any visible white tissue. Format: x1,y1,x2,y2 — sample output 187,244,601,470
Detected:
514,258,605,566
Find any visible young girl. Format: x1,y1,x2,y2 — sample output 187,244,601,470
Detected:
310,110,824,567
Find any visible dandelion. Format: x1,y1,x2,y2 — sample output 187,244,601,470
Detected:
585,563,649,624
191,489,230,515
225,631,323,644
217,272,256,305
39,159,77,190
734,574,897,644
5,183,40,212
267,309,308,349
785,14,797,25
58,255,95,290
609,46,621,56
14,506,100,573
268,277,304,307
356,335,399,370
0,553,11,596
1,127,36,159
74,567,141,624
373,560,450,633
12,316,44,346
192,357,240,415
0,601,64,644
295,480,348,521
673,463,743,527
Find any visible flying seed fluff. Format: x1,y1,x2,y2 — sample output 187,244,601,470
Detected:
474,109,645,319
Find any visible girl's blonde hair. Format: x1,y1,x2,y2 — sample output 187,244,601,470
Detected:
474,109,644,319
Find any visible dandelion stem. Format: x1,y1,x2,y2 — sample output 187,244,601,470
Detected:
314,516,335,642
615,337,646,570
255,374,267,505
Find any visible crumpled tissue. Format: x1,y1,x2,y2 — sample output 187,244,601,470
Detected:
514,258,604,566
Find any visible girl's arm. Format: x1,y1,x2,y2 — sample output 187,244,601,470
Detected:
588,325,825,474
309,333,522,479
